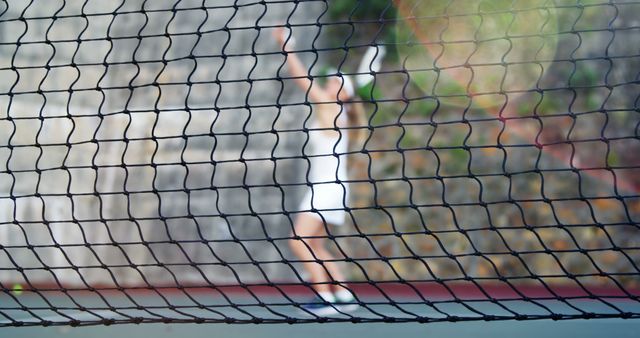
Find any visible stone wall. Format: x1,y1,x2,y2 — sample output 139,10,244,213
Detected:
0,0,638,289
0,0,327,286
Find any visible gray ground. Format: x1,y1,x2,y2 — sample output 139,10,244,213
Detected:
1,291,638,337
1,318,638,338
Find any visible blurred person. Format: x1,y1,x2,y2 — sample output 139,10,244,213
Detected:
273,27,368,315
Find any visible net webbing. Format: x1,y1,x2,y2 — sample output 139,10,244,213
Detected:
0,0,639,326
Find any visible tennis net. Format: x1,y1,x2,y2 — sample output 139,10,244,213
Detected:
0,0,639,326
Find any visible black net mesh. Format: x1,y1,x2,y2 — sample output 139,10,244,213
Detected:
0,0,639,326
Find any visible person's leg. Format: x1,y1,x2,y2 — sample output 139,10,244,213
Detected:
290,213,357,313
307,217,356,306
307,220,349,291
289,213,333,295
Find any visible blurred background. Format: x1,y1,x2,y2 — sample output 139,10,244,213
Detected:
0,0,638,295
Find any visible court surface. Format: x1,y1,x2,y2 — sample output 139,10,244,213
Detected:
2,317,637,338
1,287,638,337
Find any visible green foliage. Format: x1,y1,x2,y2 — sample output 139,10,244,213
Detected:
478,0,513,11
327,0,396,21
409,97,438,118
570,64,599,87
356,82,383,102
325,0,398,47
535,93,564,116
607,150,619,166
399,132,416,149
369,106,393,126
439,148,470,175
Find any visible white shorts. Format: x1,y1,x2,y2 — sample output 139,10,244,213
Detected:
298,182,349,225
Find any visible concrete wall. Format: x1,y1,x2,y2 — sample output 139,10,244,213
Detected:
0,0,638,290
0,0,328,286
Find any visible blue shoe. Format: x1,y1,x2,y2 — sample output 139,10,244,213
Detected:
334,297,359,312
300,296,339,316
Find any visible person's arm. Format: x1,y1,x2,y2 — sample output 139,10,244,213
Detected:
273,27,328,103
